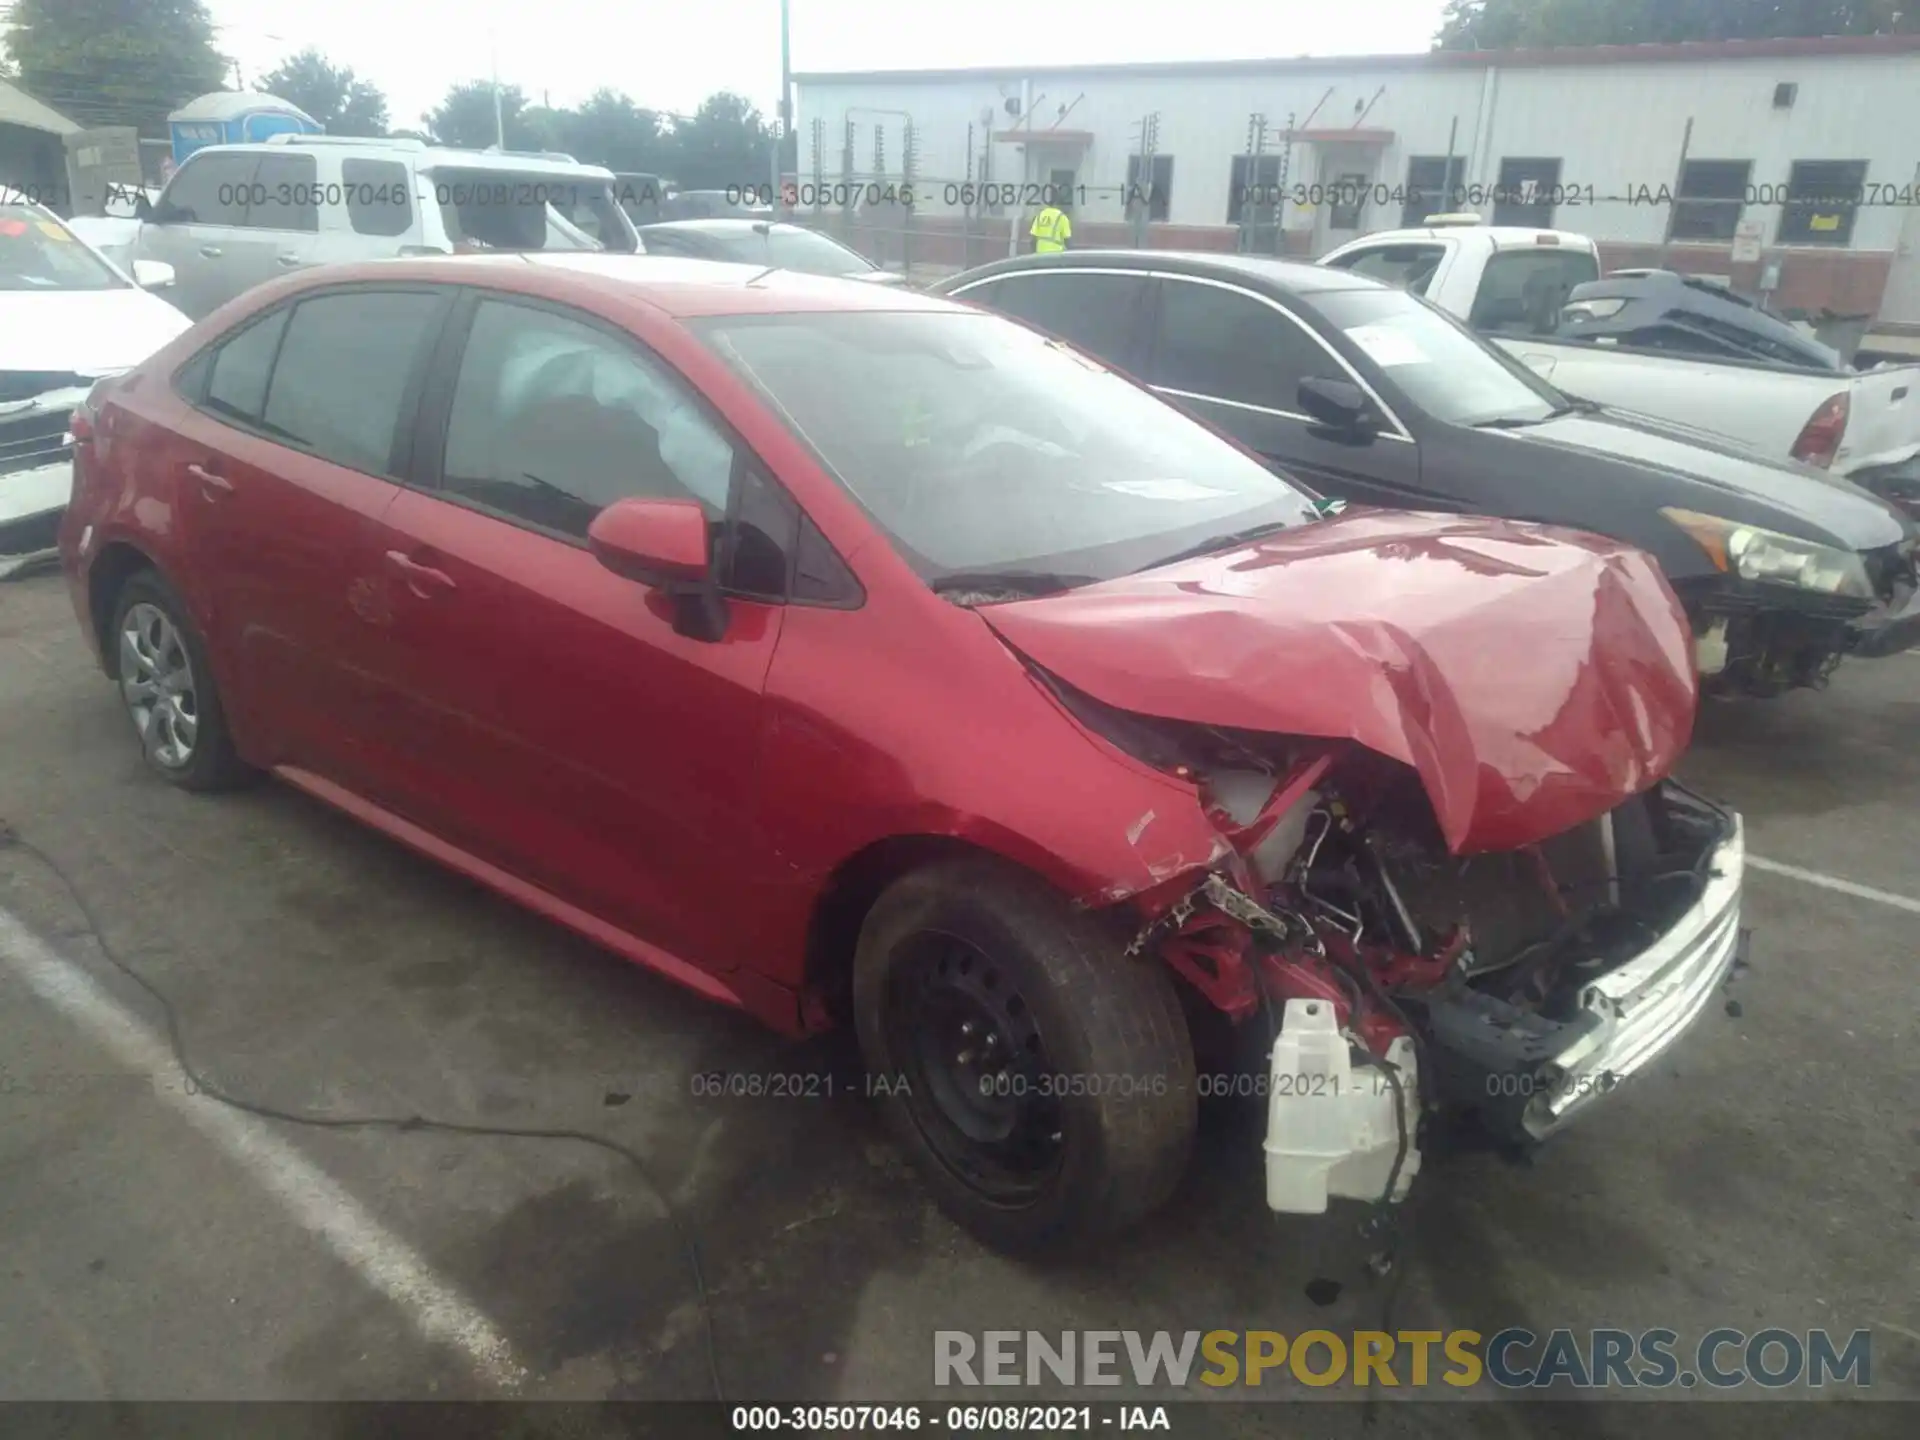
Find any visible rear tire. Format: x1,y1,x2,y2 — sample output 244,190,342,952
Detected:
852,857,1195,1254
108,571,250,791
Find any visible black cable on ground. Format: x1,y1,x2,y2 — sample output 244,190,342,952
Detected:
0,822,726,1402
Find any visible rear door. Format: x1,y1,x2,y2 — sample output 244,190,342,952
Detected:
169,285,451,786
222,151,323,294
1140,274,1426,507
947,267,1155,375
363,292,793,966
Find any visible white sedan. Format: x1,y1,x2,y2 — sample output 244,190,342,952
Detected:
2,190,191,577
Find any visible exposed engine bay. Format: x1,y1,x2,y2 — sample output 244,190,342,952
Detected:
1069,690,1748,1216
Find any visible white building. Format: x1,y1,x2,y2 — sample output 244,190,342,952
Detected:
794,34,1920,328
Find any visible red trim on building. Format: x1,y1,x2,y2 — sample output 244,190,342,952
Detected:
794,34,1920,87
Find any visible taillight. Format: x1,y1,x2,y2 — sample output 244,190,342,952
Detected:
66,411,94,444
1791,392,1849,469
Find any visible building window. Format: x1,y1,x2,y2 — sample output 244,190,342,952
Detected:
1779,160,1867,246
1228,154,1282,224
1126,154,1173,222
1669,160,1751,243
1402,155,1466,225
1492,157,1562,228
1328,171,1370,231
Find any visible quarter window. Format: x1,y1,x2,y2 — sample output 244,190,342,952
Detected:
259,291,443,474
202,310,290,421
344,158,413,237
1150,279,1336,412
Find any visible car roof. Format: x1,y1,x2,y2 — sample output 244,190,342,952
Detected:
944,248,1384,295
175,140,616,180
640,219,829,238
295,252,957,318
1353,225,1600,251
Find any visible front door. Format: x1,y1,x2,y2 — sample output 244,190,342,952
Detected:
170,286,450,786
135,149,259,320
363,293,790,966
1142,274,1425,507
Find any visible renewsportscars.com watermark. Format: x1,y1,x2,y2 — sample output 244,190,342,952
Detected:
934,1328,1874,1391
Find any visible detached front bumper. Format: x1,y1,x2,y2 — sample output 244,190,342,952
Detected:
1523,816,1746,1137
1849,579,1920,658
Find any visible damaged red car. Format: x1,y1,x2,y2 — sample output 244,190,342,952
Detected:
58,256,1747,1253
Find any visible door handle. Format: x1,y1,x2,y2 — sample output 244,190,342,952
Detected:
276,253,301,267
385,549,457,597
185,462,232,496
198,244,223,258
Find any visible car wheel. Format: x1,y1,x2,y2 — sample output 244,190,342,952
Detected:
852,857,1196,1253
109,571,249,790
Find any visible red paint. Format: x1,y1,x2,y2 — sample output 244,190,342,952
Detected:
60,257,1698,1039
983,509,1697,854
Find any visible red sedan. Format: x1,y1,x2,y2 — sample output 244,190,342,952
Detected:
59,255,1746,1253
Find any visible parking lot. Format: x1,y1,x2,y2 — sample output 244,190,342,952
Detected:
1,564,1916,1431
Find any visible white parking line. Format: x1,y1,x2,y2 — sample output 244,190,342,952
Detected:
1748,856,1920,915
0,906,528,1392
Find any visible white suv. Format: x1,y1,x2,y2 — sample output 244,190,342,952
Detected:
131,135,641,319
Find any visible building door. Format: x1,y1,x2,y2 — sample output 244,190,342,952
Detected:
1311,144,1378,256
1878,162,1920,329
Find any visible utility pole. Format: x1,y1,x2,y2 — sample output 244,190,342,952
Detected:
491,24,506,149
771,0,792,217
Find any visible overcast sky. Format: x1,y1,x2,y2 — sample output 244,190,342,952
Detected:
208,0,1451,129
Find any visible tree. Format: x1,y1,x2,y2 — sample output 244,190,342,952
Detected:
424,80,543,150
259,48,389,137
559,89,670,173
1436,0,1917,49
665,91,773,190
5,0,229,137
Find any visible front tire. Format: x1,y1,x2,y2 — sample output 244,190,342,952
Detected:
109,571,249,791
852,858,1196,1254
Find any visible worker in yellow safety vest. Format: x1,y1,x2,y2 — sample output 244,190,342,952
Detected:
1030,202,1072,254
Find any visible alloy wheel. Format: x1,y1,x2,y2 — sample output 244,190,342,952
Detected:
119,602,199,769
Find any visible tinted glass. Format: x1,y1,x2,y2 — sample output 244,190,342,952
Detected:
1780,160,1867,246
695,309,1319,584
441,300,735,538
0,204,124,291
203,309,289,421
1467,249,1600,337
1313,287,1564,427
1492,157,1562,228
960,271,1149,369
160,153,254,226
1671,160,1751,242
260,292,442,474
723,466,800,599
1151,278,1338,411
344,158,413,237
244,153,318,232
1332,244,1445,295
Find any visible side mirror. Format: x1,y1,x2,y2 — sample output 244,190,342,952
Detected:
587,497,728,640
1298,376,1378,434
131,259,176,290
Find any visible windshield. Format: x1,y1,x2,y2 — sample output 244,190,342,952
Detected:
693,309,1319,586
430,168,638,254
703,226,875,275
1314,287,1567,428
0,204,125,292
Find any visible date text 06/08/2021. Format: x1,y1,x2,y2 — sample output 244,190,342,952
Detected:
729,1405,1171,1432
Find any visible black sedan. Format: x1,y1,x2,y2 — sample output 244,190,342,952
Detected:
638,219,905,284
934,251,1920,695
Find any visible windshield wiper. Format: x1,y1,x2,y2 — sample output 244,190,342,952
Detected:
926,569,1098,601
1143,519,1298,570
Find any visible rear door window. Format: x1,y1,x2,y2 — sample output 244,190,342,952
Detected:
242,153,319,233
258,290,446,475
1148,277,1338,412
1468,248,1601,337
1328,244,1446,296
344,158,413,237
957,271,1153,371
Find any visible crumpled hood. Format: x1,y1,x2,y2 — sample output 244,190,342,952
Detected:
982,509,1698,855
